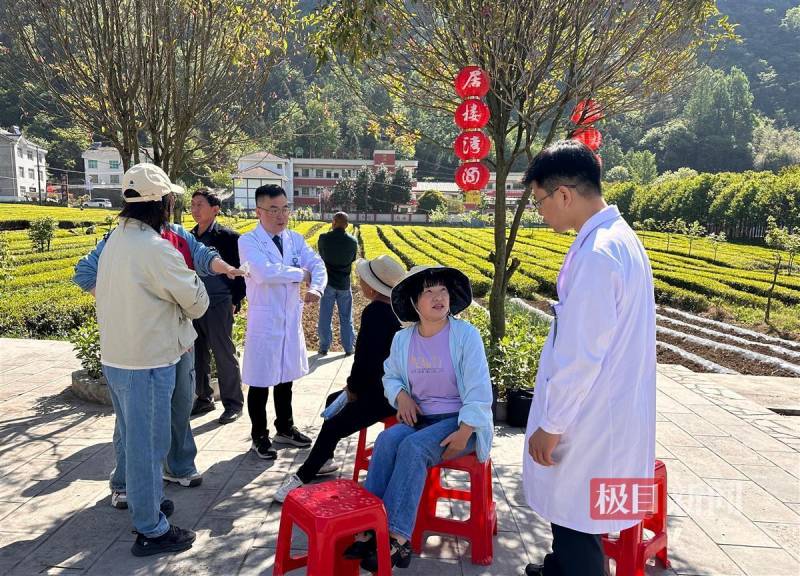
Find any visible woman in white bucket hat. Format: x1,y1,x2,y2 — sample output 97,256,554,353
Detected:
273,254,407,502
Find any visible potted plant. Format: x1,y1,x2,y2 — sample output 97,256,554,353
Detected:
69,317,111,405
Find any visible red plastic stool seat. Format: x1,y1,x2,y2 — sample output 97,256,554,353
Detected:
411,453,497,565
602,460,669,576
274,479,392,575
352,416,398,482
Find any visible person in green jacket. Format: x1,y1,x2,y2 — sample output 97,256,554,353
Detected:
316,212,358,355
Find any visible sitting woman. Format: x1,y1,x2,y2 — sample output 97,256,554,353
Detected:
272,254,407,502
346,265,493,571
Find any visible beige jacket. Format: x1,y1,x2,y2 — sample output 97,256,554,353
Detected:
96,217,209,369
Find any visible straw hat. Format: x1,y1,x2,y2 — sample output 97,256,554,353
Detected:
390,265,472,323
355,255,406,297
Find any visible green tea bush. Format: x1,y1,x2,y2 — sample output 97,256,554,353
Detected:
69,316,102,379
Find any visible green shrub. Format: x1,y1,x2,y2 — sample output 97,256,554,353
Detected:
28,217,57,252
465,304,548,400
69,317,102,379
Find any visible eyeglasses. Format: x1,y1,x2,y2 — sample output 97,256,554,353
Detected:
531,184,577,210
256,205,291,216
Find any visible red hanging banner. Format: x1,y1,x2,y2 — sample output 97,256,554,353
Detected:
453,66,491,208
454,99,490,130
454,66,491,99
571,126,603,151
454,131,491,161
455,162,490,191
570,99,604,125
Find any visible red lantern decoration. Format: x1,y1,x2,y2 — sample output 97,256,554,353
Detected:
571,127,603,151
454,66,491,99
454,131,491,161
570,99,604,125
454,100,490,130
455,162,490,191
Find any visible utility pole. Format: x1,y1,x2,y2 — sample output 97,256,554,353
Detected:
36,146,43,204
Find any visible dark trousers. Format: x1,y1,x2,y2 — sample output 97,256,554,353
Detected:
542,523,605,576
193,299,244,412
297,392,396,483
247,382,294,440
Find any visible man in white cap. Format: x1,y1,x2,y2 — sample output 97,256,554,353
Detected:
74,169,245,505
94,163,209,556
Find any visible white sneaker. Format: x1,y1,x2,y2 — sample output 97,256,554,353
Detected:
274,474,304,503
163,472,203,488
111,490,128,509
318,459,340,475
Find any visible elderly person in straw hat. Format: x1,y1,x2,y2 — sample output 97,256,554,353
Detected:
345,265,493,572
272,254,407,502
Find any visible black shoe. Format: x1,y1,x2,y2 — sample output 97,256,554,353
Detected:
525,564,545,576
274,426,312,448
160,499,174,518
343,531,376,560
218,408,241,425
251,436,277,460
361,537,411,571
191,398,215,416
131,525,196,557
344,350,354,357
318,349,328,356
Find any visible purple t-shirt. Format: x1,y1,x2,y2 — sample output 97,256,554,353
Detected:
408,321,462,415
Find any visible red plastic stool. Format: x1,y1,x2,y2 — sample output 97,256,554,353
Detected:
274,479,392,575
411,453,497,565
352,416,398,482
602,460,669,576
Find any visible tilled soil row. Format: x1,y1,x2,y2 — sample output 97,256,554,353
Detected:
657,319,800,366
655,346,714,373
657,306,800,351
656,331,798,377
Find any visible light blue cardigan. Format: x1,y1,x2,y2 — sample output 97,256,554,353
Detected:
382,317,494,462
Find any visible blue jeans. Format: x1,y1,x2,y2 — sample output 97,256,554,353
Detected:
317,286,355,353
364,414,476,540
110,350,199,489
103,363,175,538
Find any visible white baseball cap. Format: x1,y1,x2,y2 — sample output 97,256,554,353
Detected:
122,163,184,203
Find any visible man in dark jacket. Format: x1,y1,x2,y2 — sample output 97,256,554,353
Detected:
189,188,246,424
316,212,358,355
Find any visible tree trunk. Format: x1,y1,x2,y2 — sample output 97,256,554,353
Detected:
765,255,781,323
489,166,510,344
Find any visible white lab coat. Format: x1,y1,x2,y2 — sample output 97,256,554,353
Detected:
238,224,327,388
523,205,656,534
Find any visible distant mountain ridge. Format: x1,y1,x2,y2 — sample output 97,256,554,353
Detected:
708,0,800,127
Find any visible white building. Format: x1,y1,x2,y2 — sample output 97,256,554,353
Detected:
233,152,290,210
232,149,418,211
412,172,527,209
82,145,153,198
0,127,48,202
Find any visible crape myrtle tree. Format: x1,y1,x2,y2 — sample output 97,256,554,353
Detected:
311,0,733,342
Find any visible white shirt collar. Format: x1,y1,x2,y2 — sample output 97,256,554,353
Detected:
573,205,621,250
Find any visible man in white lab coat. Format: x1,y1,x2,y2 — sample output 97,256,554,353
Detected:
521,141,656,576
238,185,327,460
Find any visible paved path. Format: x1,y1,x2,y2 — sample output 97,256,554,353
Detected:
0,338,798,575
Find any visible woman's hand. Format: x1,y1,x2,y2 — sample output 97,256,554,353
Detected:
440,424,473,460
396,390,422,425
